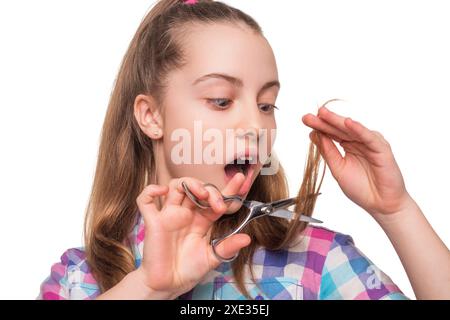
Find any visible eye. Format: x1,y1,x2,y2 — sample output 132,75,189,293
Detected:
207,98,232,110
259,104,279,113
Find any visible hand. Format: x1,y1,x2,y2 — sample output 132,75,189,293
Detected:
302,103,450,300
302,103,412,219
135,173,250,298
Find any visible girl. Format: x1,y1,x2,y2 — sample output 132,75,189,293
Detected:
38,0,449,300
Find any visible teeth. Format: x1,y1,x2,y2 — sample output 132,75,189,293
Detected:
228,154,256,165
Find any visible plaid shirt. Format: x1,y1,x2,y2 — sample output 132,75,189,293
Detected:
38,213,409,300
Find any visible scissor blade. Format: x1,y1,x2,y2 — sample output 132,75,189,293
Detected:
270,209,323,224
269,197,297,210
269,208,295,220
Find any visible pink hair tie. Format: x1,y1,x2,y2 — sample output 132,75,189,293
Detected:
184,0,198,5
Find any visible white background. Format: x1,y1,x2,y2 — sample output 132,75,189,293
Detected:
0,0,449,299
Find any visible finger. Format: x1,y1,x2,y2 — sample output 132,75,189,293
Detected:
164,178,207,209
178,178,209,210
202,183,228,216
209,233,251,266
219,172,246,215
310,132,346,180
343,118,388,153
189,172,247,237
317,106,354,138
339,140,367,158
136,184,169,220
221,171,246,197
339,140,389,168
162,179,185,207
302,113,349,143
160,205,194,232
191,172,246,220
309,130,344,146
310,130,344,144
187,173,246,236
201,171,246,221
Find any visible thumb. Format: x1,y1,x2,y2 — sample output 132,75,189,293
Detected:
210,233,251,266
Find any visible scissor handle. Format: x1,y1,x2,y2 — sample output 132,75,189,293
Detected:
210,205,261,262
210,239,239,263
182,181,244,210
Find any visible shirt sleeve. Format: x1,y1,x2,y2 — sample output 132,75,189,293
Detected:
37,248,100,300
318,232,409,300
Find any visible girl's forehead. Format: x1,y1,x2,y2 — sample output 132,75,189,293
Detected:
182,24,271,58
179,25,278,84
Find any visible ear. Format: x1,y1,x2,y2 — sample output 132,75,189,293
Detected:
133,94,164,140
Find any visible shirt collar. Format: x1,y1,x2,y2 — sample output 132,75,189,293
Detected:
129,212,145,268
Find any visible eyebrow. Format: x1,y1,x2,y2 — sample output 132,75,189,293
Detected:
192,72,281,92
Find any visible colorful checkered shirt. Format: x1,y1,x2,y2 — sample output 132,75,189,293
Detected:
38,213,409,300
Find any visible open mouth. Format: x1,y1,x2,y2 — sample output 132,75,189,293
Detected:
224,156,255,179
223,150,258,196
224,159,249,178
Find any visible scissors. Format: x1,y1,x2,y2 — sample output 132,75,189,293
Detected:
181,181,323,263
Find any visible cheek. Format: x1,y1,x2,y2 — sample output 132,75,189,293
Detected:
163,107,193,133
265,119,277,149
259,120,276,165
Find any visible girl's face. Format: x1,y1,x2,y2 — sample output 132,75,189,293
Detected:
157,23,279,197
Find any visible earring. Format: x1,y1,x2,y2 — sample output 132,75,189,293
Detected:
153,129,160,136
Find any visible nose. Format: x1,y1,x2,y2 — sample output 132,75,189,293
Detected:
235,127,261,145
232,102,276,161
234,101,267,143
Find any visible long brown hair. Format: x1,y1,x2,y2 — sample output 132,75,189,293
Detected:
84,0,327,299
